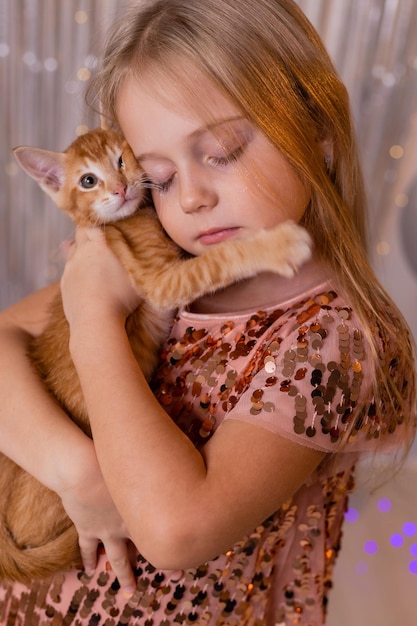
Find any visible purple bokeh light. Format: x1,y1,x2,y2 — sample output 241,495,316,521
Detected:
355,561,368,575
345,508,359,523
364,540,378,555
403,522,417,537
377,498,392,513
390,533,404,548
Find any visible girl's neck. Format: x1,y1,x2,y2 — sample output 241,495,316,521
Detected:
189,257,329,314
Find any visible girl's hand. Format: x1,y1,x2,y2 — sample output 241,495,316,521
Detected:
58,444,138,594
61,226,141,329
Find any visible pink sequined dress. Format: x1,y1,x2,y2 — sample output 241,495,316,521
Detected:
0,280,407,625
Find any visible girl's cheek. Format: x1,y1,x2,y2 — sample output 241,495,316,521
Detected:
151,193,164,216
154,199,172,239
152,197,173,232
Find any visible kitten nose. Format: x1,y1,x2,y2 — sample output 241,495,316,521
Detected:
113,185,127,199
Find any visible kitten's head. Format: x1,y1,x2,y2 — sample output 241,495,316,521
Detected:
13,127,146,226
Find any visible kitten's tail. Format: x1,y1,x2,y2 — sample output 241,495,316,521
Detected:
0,522,81,583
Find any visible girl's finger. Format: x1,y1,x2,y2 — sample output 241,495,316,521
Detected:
77,535,100,576
101,539,137,596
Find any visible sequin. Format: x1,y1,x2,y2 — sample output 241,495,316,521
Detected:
264,361,276,373
295,368,307,380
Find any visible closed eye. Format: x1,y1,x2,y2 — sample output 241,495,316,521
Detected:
208,146,244,167
143,175,175,195
141,144,245,195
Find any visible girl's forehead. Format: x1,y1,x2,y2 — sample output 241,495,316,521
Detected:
116,74,250,159
116,64,243,129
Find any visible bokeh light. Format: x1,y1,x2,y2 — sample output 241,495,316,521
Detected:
364,540,379,555
390,533,404,548
403,522,417,537
355,562,368,575
345,508,359,523
377,498,392,513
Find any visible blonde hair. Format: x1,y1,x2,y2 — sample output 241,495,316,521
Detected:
88,0,416,463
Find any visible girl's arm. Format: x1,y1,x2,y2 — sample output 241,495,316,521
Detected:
0,284,137,593
63,227,326,570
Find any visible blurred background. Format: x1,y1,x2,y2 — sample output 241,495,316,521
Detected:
1,1,417,623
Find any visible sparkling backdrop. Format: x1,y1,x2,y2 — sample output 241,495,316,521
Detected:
1,3,417,623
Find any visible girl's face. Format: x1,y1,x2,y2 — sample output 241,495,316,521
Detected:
116,71,310,256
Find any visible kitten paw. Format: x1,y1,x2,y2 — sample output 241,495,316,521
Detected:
261,221,312,277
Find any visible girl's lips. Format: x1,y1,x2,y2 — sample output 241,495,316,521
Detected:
197,227,240,246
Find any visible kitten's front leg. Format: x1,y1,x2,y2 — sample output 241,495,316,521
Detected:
148,221,312,310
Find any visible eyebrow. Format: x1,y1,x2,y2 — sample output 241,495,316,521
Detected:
136,115,246,162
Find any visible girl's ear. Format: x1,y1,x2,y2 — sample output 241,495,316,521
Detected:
320,137,336,172
13,146,67,196
320,138,334,161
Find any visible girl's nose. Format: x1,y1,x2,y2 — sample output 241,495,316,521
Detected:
179,169,217,214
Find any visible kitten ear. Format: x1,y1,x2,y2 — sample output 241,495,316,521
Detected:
13,146,67,195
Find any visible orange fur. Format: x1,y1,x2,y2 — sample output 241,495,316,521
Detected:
0,127,311,582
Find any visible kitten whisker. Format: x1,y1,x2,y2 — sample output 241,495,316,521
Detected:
141,180,160,191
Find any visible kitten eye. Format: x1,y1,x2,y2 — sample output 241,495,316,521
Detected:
79,174,98,189
118,155,125,169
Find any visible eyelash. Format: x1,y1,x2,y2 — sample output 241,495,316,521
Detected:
143,177,175,195
154,178,175,194
146,145,245,195
208,145,244,167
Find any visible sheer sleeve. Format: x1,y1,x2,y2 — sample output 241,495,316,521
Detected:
223,292,406,459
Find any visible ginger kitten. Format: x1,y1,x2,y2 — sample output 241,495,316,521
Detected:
0,127,311,582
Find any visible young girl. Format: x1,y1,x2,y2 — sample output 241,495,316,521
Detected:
0,0,415,624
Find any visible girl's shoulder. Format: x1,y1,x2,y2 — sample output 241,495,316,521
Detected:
173,281,410,462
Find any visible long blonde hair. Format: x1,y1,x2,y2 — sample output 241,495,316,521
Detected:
88,0,416,462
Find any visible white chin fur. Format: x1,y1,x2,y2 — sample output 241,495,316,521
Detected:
94,198,139,222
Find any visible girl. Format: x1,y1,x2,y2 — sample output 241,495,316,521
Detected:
0,0,415,624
